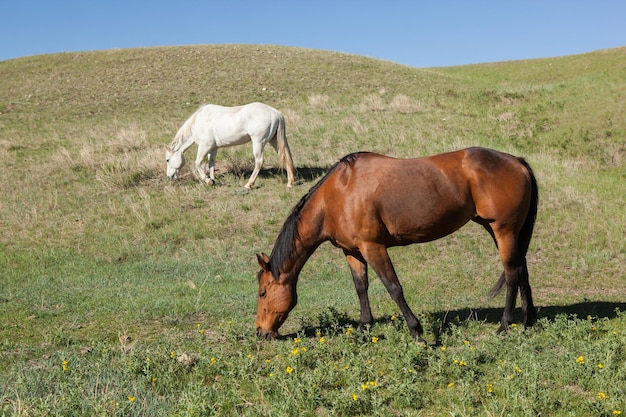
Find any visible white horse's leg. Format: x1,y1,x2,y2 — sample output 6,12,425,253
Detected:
269,136,295,188
245,141,265,189
269,139,279,153
195,145,213,185
207,151,217,184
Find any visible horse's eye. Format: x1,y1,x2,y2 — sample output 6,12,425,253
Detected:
259,289,266,298
166,158,170,163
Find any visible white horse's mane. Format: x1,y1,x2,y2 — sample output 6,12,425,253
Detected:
168,106,203,151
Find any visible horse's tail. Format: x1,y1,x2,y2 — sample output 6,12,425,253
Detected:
489,158,538,298
275,113,296,187
516,158,539,257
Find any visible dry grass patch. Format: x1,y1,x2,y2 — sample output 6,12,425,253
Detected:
360,93,386,112
389,94,425,113
308,94,329,107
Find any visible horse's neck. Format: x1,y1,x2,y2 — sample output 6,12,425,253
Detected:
279,219,326,284
173,133,195,153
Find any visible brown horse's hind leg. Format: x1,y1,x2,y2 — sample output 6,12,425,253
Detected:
345,252,374,330
518,259,537,328
360,244,426,343
494,233,536,333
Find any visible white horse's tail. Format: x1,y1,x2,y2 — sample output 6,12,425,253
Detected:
276,113,296,187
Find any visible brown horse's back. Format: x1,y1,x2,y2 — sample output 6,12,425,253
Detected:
314,148,532,251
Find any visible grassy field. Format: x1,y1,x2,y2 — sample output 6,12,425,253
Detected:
1,44,625,416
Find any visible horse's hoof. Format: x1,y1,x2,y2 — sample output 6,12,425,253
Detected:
496,324,509,334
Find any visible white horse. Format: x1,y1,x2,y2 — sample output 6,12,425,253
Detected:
165,102,296,189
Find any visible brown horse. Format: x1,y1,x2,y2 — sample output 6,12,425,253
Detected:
256,147,538,343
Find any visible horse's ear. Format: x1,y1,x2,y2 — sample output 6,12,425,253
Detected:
256,253,270,271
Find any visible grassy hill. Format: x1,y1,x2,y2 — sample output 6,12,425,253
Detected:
1,45,625,416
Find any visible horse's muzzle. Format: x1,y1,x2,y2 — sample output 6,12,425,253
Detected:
256,327,278,340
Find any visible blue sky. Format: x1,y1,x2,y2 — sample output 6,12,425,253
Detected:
1,1,624,67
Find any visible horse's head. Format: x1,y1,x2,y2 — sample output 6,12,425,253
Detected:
165,147,185,180
255,253,297,339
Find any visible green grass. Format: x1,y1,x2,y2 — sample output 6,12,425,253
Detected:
1,44,625,416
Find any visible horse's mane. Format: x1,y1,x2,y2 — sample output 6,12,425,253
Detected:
168,106,204,150
268,153,365,279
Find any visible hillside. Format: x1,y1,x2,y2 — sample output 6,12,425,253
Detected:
2,45,624,159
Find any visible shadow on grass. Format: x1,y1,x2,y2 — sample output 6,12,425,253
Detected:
282,301,626,342
434,301,626,326
249,166,330,184
156,165,331,189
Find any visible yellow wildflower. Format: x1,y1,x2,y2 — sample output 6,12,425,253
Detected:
576,355,585,365
286,366,294,374
371,336,379,343
486,383,493,393
361,381,377,391
128,396,136,403
447,382,455,388
598,392,608,400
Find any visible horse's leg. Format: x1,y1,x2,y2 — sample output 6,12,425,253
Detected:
361,243,425,343
268,138,295,188
344,251,374,330
244,140,265,189
518,258,536,328
195,144,213,185
206,151,217,184
493,232,536,332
